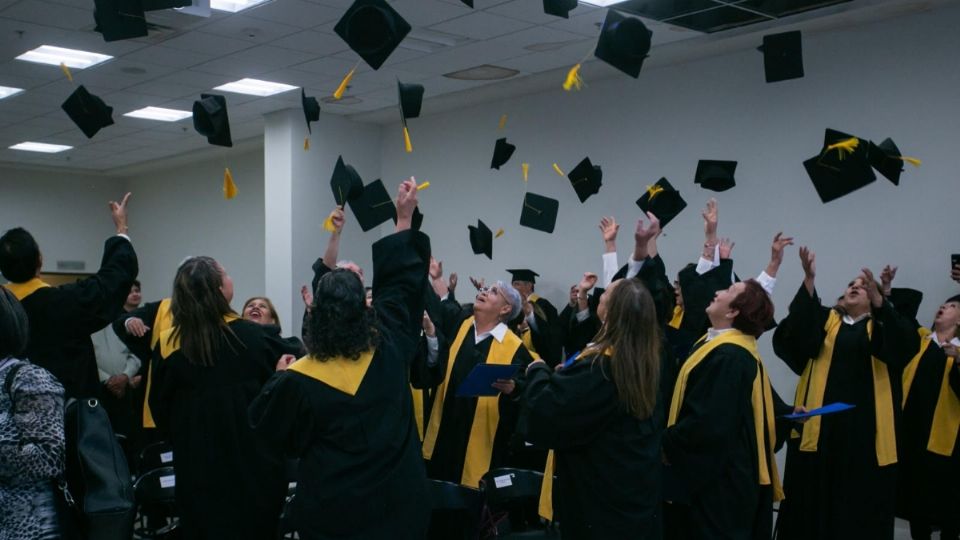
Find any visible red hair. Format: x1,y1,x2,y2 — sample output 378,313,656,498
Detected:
730,279,774,338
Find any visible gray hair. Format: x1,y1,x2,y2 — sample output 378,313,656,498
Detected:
494,280,523,322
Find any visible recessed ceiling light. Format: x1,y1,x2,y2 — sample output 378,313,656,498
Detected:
16,45,113,69
124,106,193,122
0,86,24,99
9,142,73,153
214,78,297,96
444,65,519,81
579,0,629,6
210,0,270,13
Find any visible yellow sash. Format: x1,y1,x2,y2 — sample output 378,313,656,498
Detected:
3,278,50,300
791,311,897,466
668,330,783,501
412,385,425,440
158,312,242,359
287,351,375,396
142,299,173,429
421,317,522,488
902,328,960,457
668,305,684,330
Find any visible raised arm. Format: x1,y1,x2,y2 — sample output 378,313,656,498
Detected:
599,216,620,287
772,247,830,374
757,232,794,296
861,268,920,369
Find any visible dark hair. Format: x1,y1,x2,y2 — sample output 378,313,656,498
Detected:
588,279,661,419
0,287,29,359
170,256,239,367
0,228,41,283
132,280,141,289
242,296,281,330
730,279,775,338
304,269,379,361
643,274,677,327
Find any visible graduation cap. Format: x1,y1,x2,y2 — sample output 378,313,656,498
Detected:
868,138,919,186
567,157,602,203
888,287,923,321
694,160,737,192
397,80,424,153
460,0,472,6
520,192,559,234
506,269,539,284
61,85,114,139
334,0,412,71
192,94,232,147
469,219,493,259
491,138,516,170
330,155,364,207
635,178,687,228
93,0,148,42
803,128,876,203
593,9,652,79
543,0,578,18
301,88,320,134
759,31,803,83
348,179,396,232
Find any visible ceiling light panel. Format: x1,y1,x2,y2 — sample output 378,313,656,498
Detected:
213,78,297,96
16,46,113,69
0,86,25,99
124,107,193,121
9,142,73,153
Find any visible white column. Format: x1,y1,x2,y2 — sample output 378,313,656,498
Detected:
263,109,298,336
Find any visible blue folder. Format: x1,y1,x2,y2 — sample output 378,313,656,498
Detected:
455,364,521,397
780,402,855,420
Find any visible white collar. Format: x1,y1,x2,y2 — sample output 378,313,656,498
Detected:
928,331,960,348
842,312,870,325
475,321,508,345
706,327,734,342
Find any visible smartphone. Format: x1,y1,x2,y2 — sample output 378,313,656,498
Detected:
953,254,960,269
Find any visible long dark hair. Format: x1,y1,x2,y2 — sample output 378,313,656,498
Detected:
589,279,661,419
170,256,238,366
303,268,379,361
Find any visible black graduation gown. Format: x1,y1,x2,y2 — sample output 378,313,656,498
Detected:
149,318,302,540
524,354,663,539
16,235,138,399
526,295,562,367
249,229,432,540
558,301,601,359
896,334,960,530
772,284,919,540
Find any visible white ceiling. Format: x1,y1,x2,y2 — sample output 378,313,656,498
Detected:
0,0,943,173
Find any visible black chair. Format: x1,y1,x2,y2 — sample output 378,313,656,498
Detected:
135,441,174,477
480,468,560,539
428,479,484,540
133,466,179,539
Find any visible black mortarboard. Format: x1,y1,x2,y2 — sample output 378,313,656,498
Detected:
397,80,424,121
469,220,493,259
803,128,876,203
334,0,412,71
947,294,960,305
567,157,602,203
330,156,364,206
519,192,559,234
61,85,114,139
888,287,923,321
635,178,687,228
460,0,472,6
391,206,423,230
868,138,911,186
301,88,320,134
543,0,578,18
506,269,539,283
192,94,232,147
694,160,737,192
491,138,516,170
759,31,803,83
93,0,148,42
348,179,396,232
593,9,652,79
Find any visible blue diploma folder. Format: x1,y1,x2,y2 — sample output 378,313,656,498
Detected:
780,402,855,420
455,364,521,397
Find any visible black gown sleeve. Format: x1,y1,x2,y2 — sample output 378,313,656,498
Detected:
869,300,921,370
147,353,175,435
62,236,139,336
371,229,431,356
772,283,831,375
248,373,316,458
112,300,161,364
529,298,562,366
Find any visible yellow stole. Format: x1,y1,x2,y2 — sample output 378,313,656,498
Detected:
901,328,960,457
421,317,522,488
3,277,51,300
412,386,424,440
668,305,684,330
668,330,783,501
287,351,375,396
142,299,173,429
791,311,897,466
158,312,241,359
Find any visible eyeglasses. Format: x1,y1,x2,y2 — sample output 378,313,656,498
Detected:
480,286,509,304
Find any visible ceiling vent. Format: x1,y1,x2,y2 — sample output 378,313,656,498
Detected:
615,0,854,33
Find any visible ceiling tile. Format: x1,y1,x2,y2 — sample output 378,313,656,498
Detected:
195,13,301,43
388,0,473,27
1,0,94,31
545,7,606,37
269,29,348,54
155,29,254,56
119,45,218,69
244,0,342,28
485,0,593,25
428,10,534,41
191,45,316,77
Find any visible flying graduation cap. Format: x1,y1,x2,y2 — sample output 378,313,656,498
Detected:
330,156,364,207
491,138,516,170
334,0,412,71
397,80,424,153
469,219,493,259
635,178,687,228
803,128,876,203
193,94,232,147
694,160,737,192
520,192,559,234
93,0,148,42
349,179,397,232
61,85,115,139
302,89,320,134
594,9,652,79
868,138,920,186
543,0,578,18
759,31,804,83
567,157,602,203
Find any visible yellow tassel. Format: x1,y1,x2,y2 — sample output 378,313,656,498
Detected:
223,168,237,200
646,184,664,201
403,126,413,153
416,181,430,191
60,62,73,82
304,137,310,151
498,114,508,130
333,66,356,100
495,228,505,239
825,137,859,159
522,163,529,182
898,156,921,167
562,63,583,91
552,163,565,177
322,210,337,232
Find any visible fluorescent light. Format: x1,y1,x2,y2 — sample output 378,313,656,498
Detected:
124,106,193,122
0,86,24,99
579,0,629,6
214,78,296,97
16,45,113,69
210,0,270,12
9,142,73,153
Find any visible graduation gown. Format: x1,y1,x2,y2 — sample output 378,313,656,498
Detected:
558,301,601,359
896,329,960,530
772,284,919,540
149,317,302,540
525,353,663,539
3,235,138,399
522,295,562,366
250,230,432,540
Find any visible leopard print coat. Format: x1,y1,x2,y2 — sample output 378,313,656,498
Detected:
0,358,66,540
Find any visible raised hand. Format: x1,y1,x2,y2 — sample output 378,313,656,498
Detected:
599,216,620,252
702,198,718,241
469,276,485,291
799,246,816,279
879,264,897,296
301,285,314,310
109,192,132,235
635,213,660,246
578,272,599,292
719,238,735,259
448,273,458,293
422,311,436,337
329,206,346,233
124,317,150,337
766,232,795,277
860,268,884,308
429,257,443,280
395,177,418,231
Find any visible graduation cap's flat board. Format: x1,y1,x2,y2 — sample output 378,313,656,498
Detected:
491,138,516,170
543,0,578,18
506,269,539,283
759,31,803,83
868,138,905,186
469,219,493,259
694,160,737,192
803,128,876,203
349,179,396,232
635,177,687,228
397,80,424,120
460,0,473,6
192,94,232,147
330,155,364,206
334,0,412,71
567,157,602,203
94,0,148,42
520,192,559,234
302,89,320,134
61,85,114,139
594,9,652,79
